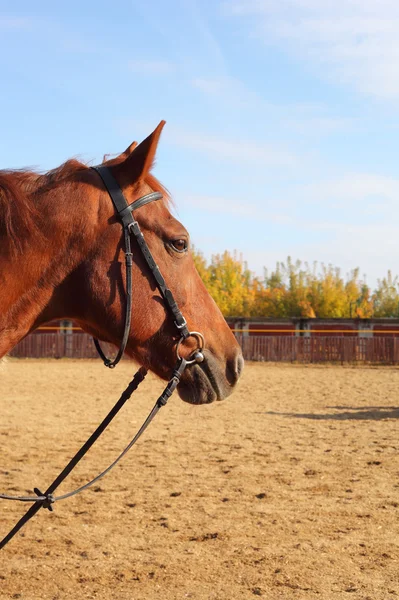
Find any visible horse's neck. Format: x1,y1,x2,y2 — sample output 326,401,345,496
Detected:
0,244,59,355
0,185,102,357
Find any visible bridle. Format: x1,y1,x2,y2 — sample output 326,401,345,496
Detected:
0,165,205,550
91,165,204,368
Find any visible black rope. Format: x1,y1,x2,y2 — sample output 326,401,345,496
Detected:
0,366,147,504
0,366,147,550
0,359,188,550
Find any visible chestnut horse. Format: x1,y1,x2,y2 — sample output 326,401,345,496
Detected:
0,121,243,404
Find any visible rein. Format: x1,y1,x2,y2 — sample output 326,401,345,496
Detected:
0,166,204,550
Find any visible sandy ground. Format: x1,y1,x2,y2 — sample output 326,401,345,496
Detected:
1,359,398,600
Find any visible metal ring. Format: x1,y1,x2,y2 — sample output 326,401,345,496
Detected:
176,331,205,365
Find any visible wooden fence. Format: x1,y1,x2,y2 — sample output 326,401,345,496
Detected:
235,335,399,365
10,333,117,360
9,333,399,365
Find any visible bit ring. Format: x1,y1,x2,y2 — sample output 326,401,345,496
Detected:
176,331,205,365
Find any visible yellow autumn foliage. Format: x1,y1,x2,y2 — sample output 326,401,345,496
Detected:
192,250,399,318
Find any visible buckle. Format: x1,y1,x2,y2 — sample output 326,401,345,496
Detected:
174,317,187,330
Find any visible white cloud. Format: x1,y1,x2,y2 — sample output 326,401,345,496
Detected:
285,116,356,135
166,125,300,167
225,0,399,100
184,171,399,228
115,119,301,168
191,74,357,135
131,2,226,75
180,170,399,286
240,221,399,287
302,173,399,213
292,223,399,287
183,193,294,224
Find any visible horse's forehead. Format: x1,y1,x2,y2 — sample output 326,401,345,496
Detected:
137,198,188,239
142,201,180,232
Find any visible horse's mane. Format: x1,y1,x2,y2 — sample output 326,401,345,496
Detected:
0,157,170,255
0,169,42,254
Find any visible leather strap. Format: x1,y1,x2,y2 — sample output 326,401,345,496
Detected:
92,164,190,369
92,166,162,225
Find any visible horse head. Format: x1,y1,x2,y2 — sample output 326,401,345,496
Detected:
0,122,244,404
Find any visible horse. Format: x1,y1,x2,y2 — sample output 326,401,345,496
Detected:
0,121,244,404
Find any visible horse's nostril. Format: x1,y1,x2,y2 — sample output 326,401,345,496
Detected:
226,351,244,386
236,353,244,379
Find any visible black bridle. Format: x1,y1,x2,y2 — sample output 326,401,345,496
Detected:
91,165,194,368
0,165,205,550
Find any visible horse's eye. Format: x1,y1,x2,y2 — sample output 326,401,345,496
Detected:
170,239,188,253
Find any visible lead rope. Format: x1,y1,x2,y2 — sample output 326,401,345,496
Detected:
0,358,188,550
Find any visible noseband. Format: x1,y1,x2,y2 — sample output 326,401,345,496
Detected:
0,166,205,550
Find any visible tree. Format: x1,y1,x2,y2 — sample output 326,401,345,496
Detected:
373,271,399,317
192,249,259,316
191,249,399,319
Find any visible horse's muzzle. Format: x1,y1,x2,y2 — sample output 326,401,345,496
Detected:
177,348,244,405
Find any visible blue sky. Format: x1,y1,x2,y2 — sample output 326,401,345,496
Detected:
2,0,399,287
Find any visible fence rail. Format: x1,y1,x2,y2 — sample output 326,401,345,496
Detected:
234,335,399,365
10,334,117,360
9,333,399,365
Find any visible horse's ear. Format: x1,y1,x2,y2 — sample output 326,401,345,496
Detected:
121,140,139,157
118,121,166,184
102,141,138,165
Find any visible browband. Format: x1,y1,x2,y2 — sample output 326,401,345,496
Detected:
92,166,162,227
